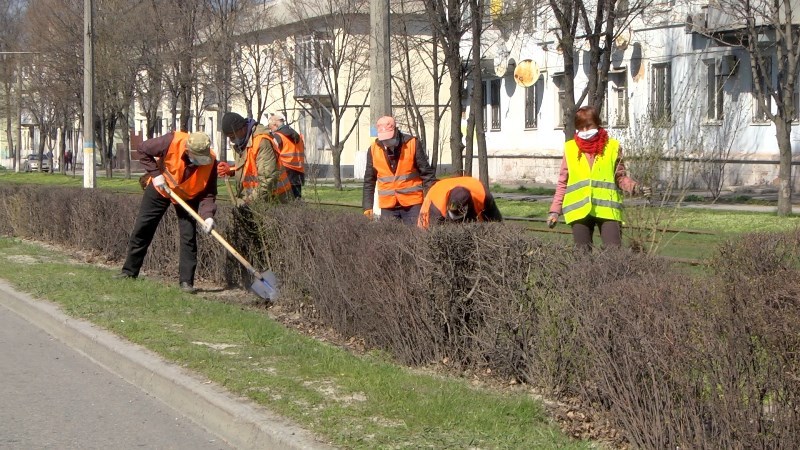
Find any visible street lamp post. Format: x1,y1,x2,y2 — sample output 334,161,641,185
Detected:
83,0,96,188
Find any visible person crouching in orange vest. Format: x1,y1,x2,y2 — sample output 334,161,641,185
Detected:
417,176,503,229
268,112,305,199
217,112,292,205
362,115,437,225
114,131,218,294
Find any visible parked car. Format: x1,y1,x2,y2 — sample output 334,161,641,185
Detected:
22,154,51,172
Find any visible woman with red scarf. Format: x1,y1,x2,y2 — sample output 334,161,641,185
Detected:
547,106,649,250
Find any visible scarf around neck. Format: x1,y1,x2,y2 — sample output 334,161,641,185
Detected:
574,128,609,158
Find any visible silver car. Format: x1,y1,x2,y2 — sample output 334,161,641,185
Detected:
23,154,51,172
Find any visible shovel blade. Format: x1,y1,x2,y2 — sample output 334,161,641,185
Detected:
249,271,279,302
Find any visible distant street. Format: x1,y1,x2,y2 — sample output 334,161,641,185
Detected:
0,301,232,450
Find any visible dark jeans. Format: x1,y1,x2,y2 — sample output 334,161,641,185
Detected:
381,203,422,226
286,169,304,199
570,215,622,251
121,184,200,285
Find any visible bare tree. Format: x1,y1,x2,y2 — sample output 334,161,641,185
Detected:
704,1,800,215
390,1,449,173
423,0,471,174
286,0,371,189
549,0,653,139
0,0,24,170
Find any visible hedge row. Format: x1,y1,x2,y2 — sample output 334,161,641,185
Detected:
1,184,798,449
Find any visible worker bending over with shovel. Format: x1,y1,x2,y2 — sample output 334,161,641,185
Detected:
417,176,503,229
217,112,292,204
114,131,217,294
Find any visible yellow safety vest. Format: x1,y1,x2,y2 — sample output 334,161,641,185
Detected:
561,138,623,224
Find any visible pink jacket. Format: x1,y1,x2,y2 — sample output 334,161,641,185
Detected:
549,147,638,215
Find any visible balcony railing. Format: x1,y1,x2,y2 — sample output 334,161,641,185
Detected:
295,68,327,99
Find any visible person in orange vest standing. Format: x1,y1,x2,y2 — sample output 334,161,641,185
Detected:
217,111,291,204
267,112,305,199
114,131,218,294
417,176,503,229
362,116,437,225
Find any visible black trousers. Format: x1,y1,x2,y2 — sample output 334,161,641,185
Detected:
381,203,422,226
121,184,200,284
286,168,304,199
570,215,622,251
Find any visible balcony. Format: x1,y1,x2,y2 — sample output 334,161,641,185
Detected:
294,68,328,100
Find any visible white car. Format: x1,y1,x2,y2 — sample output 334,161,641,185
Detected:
23,154,51,172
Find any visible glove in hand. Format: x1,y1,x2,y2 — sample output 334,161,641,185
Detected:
547,212,559,229
217,161,233,177
202,218,214,234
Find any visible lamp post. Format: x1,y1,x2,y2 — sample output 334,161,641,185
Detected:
83,0,95,188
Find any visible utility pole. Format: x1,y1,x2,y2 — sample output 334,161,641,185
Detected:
369,0,391,133
83,0,96,188
15,58,21,173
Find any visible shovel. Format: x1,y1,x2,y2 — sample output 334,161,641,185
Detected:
165,187,279,302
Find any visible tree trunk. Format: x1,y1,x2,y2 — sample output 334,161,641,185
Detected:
775,119,793,215
448,56,464,174
332,144,342,190
5,81,13,170
59,122,67,174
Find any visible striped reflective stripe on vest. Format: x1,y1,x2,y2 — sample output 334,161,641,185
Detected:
562,197,623,214
377,171,420,183
378,184,424,196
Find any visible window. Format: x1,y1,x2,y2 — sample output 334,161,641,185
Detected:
754,56,773,122
610,71,629,127
296,35,332,71
705,60,724,121
650,63,672,124
793,88,799,122
524,76,544,128
490,79,501,130
552,73,566,128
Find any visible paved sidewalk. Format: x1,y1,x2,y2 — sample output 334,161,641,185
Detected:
0,280,331,450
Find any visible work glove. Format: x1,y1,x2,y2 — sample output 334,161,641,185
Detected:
151,174,170,194
635,184,652,198
202,218,215,234
547,212,559,229
217,161,234,177
363,209,373,220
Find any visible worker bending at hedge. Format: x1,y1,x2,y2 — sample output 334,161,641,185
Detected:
362,115,437,225
417,176,503,229
115,131,218,294
217,111,292,204
268,113,305,199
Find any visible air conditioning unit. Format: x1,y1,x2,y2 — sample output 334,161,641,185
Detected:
717,54,739,77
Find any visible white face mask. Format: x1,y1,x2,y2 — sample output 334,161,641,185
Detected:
577,128,599,140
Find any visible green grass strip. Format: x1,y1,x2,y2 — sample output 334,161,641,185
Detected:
0,237,588,449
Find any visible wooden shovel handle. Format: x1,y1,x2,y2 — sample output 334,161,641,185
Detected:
167,189,258,275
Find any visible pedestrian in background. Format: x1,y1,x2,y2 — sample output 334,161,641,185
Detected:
417,176,503,229
64,150,72,171
217,112,291,204
114,131,218,294
547,106,649,250
268,113,305,199
362,116,437,225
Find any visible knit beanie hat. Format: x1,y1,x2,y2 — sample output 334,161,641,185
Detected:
221,112,248,135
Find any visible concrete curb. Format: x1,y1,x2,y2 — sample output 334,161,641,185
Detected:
0,280,332,450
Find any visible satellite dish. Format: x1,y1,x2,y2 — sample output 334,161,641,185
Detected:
494,57,508,77
615,29,632,50
514,59,539,87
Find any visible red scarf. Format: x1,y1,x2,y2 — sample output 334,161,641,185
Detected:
574,128,609,158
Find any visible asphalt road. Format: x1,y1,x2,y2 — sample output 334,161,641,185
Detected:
0,301,232,450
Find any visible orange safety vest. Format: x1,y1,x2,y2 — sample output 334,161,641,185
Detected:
418,176,487,229
273,131,305,173
242,133,292,197
370,138,424,208
152,131,216,201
